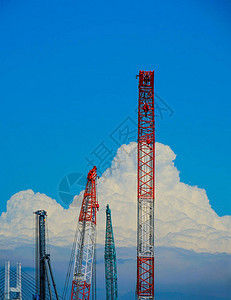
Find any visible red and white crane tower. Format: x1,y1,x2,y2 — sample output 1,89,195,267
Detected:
71,166,99,300
137,71,155,299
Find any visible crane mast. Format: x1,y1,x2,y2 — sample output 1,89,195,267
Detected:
104,204,118,300
137,71,155,299
34,210,59,300
71,166,98,300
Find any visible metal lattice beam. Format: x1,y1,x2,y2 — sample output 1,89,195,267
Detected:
71,167,98,300
137,71,155,299
104,204,117,300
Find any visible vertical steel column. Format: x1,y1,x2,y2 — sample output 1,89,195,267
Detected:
35,210,47,300
35,213,39,296
137,71,155,299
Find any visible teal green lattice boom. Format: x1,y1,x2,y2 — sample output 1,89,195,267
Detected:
104,204,118,300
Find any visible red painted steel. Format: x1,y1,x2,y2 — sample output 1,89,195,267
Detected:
71,281,90,300
79,166,98,224
137,71,155,299
71,166,98,300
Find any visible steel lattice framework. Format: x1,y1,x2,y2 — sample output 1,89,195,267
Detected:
137,71,155,299
104,204,118,300
71,166,98,300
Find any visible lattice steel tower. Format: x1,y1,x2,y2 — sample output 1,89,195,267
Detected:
137,71,155,299
71,166,99,300
104,204,117,300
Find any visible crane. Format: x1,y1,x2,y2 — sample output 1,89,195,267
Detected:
104,204,118,300
136,71,155,299
34,210,60,300
71,166,99,300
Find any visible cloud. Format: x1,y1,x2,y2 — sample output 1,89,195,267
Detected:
0,142,231,254
96,142,231,253
0,190,77,249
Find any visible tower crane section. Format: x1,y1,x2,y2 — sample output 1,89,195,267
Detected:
137,71,155,299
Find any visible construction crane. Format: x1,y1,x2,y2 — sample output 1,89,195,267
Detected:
34,210,60,300
71,166,99,300
136,71,155,299
104,204,117,300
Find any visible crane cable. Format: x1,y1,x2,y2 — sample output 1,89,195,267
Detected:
91,233,96,300
62,220,79,300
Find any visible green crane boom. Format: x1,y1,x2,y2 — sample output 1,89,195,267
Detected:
104,205,118,300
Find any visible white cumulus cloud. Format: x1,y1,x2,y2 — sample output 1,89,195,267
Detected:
0,142,231,254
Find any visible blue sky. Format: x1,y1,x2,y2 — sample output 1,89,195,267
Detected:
0,0,231,219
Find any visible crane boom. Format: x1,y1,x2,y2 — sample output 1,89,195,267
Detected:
137,71,155,299
71,166,98,300
104,204,118,300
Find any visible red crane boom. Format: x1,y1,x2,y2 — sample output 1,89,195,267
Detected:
137,71,155,299
71,166,98,300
